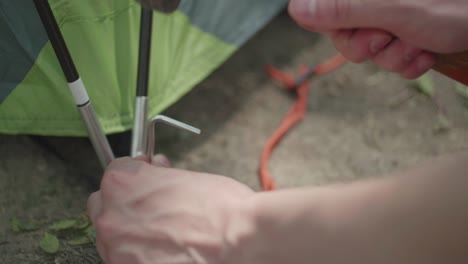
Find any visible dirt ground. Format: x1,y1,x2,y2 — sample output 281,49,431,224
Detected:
1,11,468,263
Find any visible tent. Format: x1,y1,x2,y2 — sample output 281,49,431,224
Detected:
0,0,287,136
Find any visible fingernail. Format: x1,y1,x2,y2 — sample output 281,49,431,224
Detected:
370,35,392,54
153,154,171,167
289,0,316,20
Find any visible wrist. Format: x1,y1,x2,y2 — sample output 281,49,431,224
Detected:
229,187,347,264
224,189,324,264
221,193,263,264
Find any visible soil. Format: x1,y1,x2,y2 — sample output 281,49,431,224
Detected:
1,11,468,263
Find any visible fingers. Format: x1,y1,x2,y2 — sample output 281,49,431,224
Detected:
89,154,170,262
106,156,147,173
87,191,103,223
399,52,436,79
288,0,437,80
123,154,171,167
332,29,436,79
371,40,435,78
332,29,393,63
87,192,110,262
372,39,421,72
99,155,174,205
288,0,388,31
152,154,171,168
99,157,150,205
96,238,108,263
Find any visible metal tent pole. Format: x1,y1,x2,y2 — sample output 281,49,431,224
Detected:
33,0,115,168
131,8,153,157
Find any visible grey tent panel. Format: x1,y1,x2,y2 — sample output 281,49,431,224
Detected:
180,0,288,46
0,0,48,103
0,0,288,104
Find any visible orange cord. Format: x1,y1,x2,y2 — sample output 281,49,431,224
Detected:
259,54,347,191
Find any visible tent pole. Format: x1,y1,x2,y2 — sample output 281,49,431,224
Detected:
33,0,115,168
131,8,153,157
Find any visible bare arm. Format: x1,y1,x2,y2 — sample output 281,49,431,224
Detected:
87,152,468,264
238,151,468,264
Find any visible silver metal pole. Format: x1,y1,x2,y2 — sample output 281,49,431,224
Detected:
34,0,115,168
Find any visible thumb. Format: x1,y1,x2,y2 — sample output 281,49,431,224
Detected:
288,0,388,31
152,154,171,168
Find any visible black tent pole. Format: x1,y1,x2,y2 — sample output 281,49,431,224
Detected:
131,7,153,157
33,0,115,168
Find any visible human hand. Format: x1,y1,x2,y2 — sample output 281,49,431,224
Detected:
288,0,468,79
87,155,256,264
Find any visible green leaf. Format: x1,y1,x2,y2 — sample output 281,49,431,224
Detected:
10,217,40,233
10,218,20,232
75,221,90,230
47,219,77,231
434,113,451,133
39,233,60,254
454,83,468,102
67,236,93,246
74,215,92,230
412,74,435,97
83,225,96,239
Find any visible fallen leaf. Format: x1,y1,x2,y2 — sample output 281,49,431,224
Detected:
10,217,40,233
454,83,468,107
67,236,93,246
74,215,92,230
48,219,77,231
433,113,451,133
83,225,96,240
412,74,435,97
39,233,60,254
10,218,20,233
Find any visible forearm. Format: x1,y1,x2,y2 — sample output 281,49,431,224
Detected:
239,151,468,264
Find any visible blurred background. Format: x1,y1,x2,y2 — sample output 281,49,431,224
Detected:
1,11,468,263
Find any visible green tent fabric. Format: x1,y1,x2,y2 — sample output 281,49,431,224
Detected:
0,0,287,136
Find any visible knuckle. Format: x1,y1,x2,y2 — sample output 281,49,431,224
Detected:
86,193,100,219
333,33,370,63
86,193,96,210
101,169,130,191
95,214,119,237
